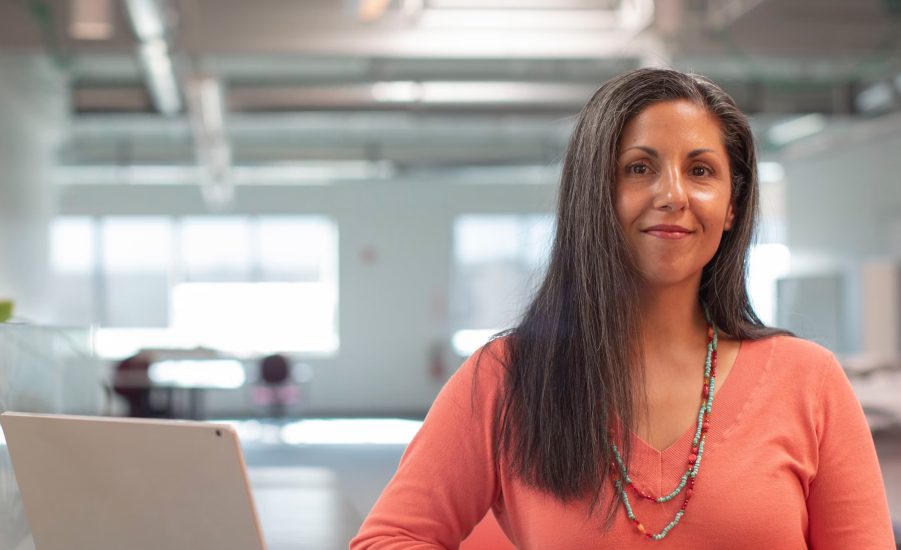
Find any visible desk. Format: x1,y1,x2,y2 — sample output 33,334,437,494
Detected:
112,359,246,419
842,355,901,431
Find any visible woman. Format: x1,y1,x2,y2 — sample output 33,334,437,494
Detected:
351,69,895,548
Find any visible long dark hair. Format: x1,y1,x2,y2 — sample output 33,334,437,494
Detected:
484,68,787,522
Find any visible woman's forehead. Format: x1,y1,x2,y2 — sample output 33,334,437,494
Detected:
617,100,726,153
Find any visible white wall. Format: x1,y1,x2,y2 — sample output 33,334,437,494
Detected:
780,113,901,354
781,120,901,261
59,180,557,415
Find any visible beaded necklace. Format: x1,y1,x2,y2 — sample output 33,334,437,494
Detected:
610,305,718,541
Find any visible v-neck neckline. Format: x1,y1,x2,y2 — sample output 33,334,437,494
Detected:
629,338,746,457
612,336,779,496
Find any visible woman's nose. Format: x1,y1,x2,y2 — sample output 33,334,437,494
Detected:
653,166,688,211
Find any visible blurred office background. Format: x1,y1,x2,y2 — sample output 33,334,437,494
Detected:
0,0,900,547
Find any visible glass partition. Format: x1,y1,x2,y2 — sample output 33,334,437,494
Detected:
0,324,99,550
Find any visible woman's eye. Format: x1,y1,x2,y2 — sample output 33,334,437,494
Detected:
627,163,649,175
691,166,711,177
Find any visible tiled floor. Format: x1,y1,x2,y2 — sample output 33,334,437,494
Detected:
249,466,361,550
243,440,404,549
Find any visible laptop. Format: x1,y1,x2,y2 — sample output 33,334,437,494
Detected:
0,412,267,550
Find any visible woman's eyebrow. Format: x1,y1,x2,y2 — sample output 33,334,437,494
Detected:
621,145,658,157
620,147,716,158
688,148,716,158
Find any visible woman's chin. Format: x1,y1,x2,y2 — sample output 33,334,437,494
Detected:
636,269,700,290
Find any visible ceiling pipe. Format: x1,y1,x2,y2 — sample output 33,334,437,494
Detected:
186,75,234,210
123,0,182,115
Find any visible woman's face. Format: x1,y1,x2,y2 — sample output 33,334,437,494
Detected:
614,99,735,288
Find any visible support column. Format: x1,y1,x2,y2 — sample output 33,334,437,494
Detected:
0,53,67,322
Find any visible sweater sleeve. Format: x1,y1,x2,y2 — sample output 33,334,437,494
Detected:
350,344,505,549
806,354,896,549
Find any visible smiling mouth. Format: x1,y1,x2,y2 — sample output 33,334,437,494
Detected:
642,226,693,240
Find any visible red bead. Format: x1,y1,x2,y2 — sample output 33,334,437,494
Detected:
688,453,697,464
632,485,651,500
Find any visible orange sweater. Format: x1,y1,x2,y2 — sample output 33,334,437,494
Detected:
352,336,895,549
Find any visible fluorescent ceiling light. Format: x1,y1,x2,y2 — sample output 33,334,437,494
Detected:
372,81,594,105
767,114,827,147
371,81,423,103
417,9,619,29
421,81,592,104
231,161,394,183
418,0,652,30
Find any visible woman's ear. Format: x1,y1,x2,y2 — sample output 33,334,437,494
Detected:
724,201,736,231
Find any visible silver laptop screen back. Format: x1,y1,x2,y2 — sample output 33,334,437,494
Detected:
0,412,266,550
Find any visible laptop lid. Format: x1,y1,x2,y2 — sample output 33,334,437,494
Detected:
0,412,266,550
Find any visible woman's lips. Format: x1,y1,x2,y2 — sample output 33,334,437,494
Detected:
643,225,693,240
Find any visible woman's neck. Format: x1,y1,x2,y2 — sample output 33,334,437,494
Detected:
638,282,708,361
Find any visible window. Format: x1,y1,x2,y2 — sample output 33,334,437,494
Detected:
748,243,791,327
451,214,554,355
101,217,173,327
257,217,336,282
50,215,339,358
171,282,337,354
50,217,96,326
180,217,253,282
